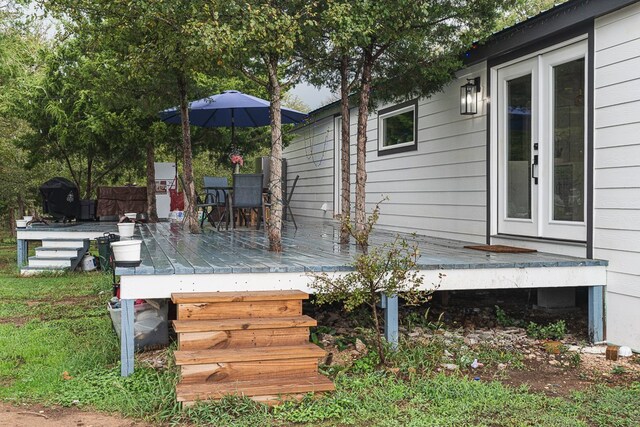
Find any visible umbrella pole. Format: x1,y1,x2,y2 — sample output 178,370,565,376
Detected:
231,109,235,147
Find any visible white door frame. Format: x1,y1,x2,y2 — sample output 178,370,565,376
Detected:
333,115,342,216
491,39,588,241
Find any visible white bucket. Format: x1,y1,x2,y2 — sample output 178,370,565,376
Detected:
117,222,136,238
111,240,142,262
23,216,33,222
81,254,97,271
124,212,137,220
16,219,28,228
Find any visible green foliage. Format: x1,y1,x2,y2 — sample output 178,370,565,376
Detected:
526,320,567,340
310,201,432,363
403,307,445,332
495,305,525,327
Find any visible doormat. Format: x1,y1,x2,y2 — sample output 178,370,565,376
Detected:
464,245,537,253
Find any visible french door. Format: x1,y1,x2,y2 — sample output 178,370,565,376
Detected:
497,41,587,241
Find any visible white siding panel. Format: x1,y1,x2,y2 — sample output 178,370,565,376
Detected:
594,188,640,209
595,3,640,351
594,166,640,188
594,248,640,277
595,3,640,49
594,99,640,128
285,62,489,241
594,209,640,231
606,293,640,352
595,36,640,69
594,144,640,168
593,79,640,108
594,122,640,148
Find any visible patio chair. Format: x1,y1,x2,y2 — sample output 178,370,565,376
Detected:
203,176,228,229
178,176,219,228
227,174,266,230
284,175,299,229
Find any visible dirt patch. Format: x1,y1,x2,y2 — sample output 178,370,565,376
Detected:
0,403,152,427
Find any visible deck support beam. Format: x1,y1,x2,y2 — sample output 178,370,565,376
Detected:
17,239,27,268
381,294,399,350
121,299,135,377
588,285,604,343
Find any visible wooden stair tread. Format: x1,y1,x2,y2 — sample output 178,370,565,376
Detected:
174,344,326,365
173,315,316,332
172,290,309,304
176,373,335,402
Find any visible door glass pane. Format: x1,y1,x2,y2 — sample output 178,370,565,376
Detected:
506,74,532,219
553,58,584,222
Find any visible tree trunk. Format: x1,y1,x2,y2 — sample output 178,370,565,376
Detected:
146,140,159,223
8,203,16,239
340,54,351,245
17,194,25,217
355,51,373,233
178,75,200,234
85,154,93,199
371,295,386,365
267,57,283,252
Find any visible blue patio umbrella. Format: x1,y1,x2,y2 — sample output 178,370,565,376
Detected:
159,90,308,145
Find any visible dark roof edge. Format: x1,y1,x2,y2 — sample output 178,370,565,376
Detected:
465,0,639,65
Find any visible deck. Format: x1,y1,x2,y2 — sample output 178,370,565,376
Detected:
16,219,608,376
112,221,606,301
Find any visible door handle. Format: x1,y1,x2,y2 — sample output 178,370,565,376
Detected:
531,154,538,185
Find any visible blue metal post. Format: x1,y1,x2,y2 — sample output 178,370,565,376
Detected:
120,299,135,376
588,286,604,343
17,239,27,268
381,294,399,350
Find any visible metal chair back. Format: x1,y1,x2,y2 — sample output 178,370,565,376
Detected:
232,174,263,209
203,176,228,204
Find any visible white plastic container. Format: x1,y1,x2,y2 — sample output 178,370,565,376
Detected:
81,254,97,271
124,212,137,220
117,222,136,238
111,240,142,262
23,216,33,222
16,219,27,228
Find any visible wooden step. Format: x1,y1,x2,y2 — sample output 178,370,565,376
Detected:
177,300,302,320
177,327,311,351
174,343,326,366
180,357,318,384
176,373,335,403
173,315,317,332
172,290,309,304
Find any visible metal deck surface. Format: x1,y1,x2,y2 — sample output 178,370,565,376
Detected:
112,221,607,276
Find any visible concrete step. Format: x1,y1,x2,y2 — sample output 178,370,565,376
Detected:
28,256,75,268
41,238,88,249
35,246,83,258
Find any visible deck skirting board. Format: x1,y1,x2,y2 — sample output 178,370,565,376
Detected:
119,265,607,299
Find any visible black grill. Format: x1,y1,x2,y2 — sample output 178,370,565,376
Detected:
40,177,80,221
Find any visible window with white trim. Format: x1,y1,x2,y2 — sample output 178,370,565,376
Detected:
378,100,418,155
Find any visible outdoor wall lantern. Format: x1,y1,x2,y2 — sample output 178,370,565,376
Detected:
460,77,481,115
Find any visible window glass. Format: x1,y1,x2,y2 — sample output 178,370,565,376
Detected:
382,110,414,147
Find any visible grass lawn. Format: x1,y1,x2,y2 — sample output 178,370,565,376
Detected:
0,237,639,426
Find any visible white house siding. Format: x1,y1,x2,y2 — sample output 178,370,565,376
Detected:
286,116,336,220
285,62,489,243
594,2,640,351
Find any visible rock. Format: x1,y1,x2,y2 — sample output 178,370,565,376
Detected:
549,360,560,366
355,338,367,353
566,345,581,352
441,363,459,371
581,346,606,354
497,363,507,370
464,337,478,346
